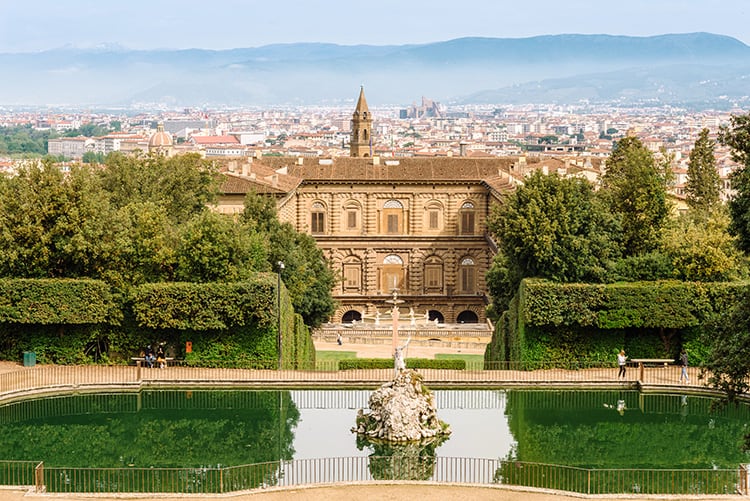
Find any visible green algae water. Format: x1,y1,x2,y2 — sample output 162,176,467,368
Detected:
0,389,748,470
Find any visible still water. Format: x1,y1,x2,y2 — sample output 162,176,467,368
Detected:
0,389,748,469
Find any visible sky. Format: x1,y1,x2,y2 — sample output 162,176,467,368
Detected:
1,0,749,52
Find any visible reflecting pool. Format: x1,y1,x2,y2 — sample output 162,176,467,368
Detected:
1,389,748,469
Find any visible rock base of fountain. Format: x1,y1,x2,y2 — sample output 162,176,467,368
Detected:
352,369,451,443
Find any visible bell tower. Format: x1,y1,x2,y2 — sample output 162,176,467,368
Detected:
350,86,373,157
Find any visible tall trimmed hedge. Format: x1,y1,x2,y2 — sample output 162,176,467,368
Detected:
0,278,119,324
0,275,314,369
487,279,749,365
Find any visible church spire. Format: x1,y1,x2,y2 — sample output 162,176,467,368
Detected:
350,86,373,157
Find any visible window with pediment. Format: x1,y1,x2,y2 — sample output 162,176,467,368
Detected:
424,256,443,293
342,256,362,293
344,201,361,231
425,201,443,231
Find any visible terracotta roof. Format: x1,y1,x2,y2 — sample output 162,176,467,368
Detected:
247,156,523,183
191,135,240,145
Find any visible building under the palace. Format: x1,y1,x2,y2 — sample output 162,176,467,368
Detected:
217,88,559,324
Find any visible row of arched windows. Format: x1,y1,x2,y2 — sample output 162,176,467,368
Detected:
341,309,479,324
309,199,478,235
341,254,479,295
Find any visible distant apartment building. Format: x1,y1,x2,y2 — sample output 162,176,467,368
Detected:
47,137,94,159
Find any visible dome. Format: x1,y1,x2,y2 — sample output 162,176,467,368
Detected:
148,123,173,150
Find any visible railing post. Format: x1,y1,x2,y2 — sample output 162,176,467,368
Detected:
34,461,44,493
639,362,644,383
136,360,142,382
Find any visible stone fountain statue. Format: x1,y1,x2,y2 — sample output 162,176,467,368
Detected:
352,369,451,443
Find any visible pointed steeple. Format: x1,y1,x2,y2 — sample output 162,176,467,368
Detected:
350,86,373,157
354,86,370,117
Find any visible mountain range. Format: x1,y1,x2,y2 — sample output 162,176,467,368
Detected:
1,33,749,109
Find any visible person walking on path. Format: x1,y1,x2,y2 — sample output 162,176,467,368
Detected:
617,350,627,379
679,349,689,383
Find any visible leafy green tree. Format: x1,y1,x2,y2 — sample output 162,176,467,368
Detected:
0,159,113,278
174,211,268,283
685,128,721,213
240,192,336,327
82,151,106,164
719,113,750,253
704,291,750,403
486,171,620,308
0,124,56,156
102,202,179,287
600,136,670,256
660,210,746,282
100,152,221,224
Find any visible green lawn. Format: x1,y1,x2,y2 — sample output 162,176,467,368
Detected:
315,350,356,370
435,353,484,370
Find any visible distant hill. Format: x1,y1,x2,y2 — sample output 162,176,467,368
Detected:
1,33,749,108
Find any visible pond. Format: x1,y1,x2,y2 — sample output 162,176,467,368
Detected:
1,389,748,470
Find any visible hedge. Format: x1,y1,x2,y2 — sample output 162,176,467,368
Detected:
521,279,747,329
0,275,313,369
338,358,466,370
485,279,750,365
0,278,119,325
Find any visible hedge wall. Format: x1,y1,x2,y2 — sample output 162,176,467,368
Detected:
0,275,314,369
0,278,119,324
486,279,749,366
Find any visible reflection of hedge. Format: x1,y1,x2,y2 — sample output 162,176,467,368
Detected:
0,390,299,470
487,279,749,364
0,275,313,369
338,358,465,370
505,390,750,469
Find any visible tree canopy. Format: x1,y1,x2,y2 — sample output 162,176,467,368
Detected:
686,128,722,214
486,171,620,308
719,114,750,253
600,136,670,256
0,155,336,328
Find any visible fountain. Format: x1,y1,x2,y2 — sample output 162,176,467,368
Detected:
352,290,451,444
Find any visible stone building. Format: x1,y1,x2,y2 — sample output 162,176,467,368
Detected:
216,89,537,325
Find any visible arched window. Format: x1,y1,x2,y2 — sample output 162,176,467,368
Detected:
459,257,476,293
460,201,476,235
428,310,444,323
383,199,404,234
456,310,479,323
311,201,326,234
342,310,362,323
381,254,404,293
424,256,443,293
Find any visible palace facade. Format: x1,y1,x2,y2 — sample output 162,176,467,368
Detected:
217,89,549,324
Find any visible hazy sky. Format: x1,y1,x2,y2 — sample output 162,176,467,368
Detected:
1,0,749,52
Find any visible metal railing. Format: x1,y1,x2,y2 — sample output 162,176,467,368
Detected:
0,362,736,496
0,360,705,394
28,457,745,496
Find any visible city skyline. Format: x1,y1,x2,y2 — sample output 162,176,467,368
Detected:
1,0,749,52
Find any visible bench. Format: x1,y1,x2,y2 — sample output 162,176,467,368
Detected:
131,356,174,368
630,358,675,380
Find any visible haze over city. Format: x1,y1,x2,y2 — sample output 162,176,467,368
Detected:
1,0,749,52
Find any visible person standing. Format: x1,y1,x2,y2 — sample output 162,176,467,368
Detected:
679,349,689,383
617,350,627,379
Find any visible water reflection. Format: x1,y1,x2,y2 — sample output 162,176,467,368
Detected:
355,436,449,481
0,388,747,473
